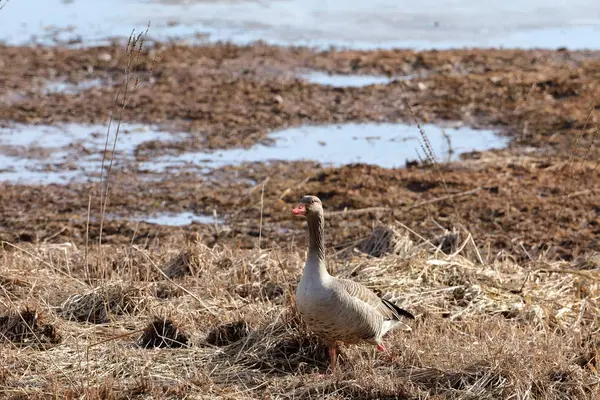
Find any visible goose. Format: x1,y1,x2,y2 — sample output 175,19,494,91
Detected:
292,195,414,372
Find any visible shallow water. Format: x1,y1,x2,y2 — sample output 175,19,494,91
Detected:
44,79,104,95
146,122,510,170
129,211,221,226
0,121,508,183
0,154,81,184
0,122,176,150
0,123,187,184
1,0,599,49
298,72,410,87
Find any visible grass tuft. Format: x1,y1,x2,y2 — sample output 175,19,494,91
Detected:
358,224,416,258
60,282,147,324
161,248,203,279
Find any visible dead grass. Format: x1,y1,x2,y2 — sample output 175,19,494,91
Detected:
161,247,204,279
60,282,149,324
0,226,598,399
357,224,416,258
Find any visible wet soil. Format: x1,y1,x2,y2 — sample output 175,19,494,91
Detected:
0,42,599,262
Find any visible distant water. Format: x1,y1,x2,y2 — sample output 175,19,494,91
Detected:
1,0,599,49
0,121,508,184
141,122,510,171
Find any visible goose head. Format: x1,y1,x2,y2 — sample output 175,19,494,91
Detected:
292,195,323,218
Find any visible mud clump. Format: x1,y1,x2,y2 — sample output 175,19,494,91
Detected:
206,321,250,346
431,227,462,254
152,282,184,300
139,317,189,349
0,308,61,348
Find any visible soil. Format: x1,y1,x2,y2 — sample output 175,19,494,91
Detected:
0,42,599,262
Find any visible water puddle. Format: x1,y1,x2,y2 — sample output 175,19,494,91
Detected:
44,79,105,95
298,71,412,87
0,123,187,184
0,121,509,184
127,211,222,226
1,0,599,49
145,122,509,171
0,154,81,185
0,123,180,151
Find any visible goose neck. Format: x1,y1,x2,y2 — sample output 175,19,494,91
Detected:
306,212,326,266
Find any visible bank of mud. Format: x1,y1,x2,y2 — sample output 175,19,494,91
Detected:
0,42,598,262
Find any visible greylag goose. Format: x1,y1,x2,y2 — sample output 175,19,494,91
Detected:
292,195,414,372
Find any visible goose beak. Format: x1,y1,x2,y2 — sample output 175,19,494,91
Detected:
292,204,306,216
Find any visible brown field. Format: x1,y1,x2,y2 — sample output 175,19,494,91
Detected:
0,35,599,399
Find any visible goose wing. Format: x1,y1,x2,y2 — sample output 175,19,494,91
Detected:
335,278,414,324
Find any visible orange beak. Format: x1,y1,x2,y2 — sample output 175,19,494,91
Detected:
292,203,306,216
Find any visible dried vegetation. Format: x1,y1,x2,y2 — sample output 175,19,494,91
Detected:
0,227,598,399
0,19,599,400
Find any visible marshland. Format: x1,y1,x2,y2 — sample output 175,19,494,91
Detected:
0,1,599,399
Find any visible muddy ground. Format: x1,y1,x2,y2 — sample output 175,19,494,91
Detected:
0,42,599,262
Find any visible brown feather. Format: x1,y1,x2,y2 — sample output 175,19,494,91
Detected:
336,278,412,321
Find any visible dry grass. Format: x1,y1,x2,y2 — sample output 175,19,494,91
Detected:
0,226,598,399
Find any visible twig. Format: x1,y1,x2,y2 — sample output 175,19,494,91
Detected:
99,27,150,250
331,235,371,257
399,87,472,244
85,192,92,282
407,187,482,210
42,228,66,243
212,209,220,237
396,222,438,251
87,328,145,350
469,233,485,265
562,189,594,199
258,180,266,250
247,177,270,196
448,233,472,258
535,268,599,281
278,174,313,200
441,129,454,163
326,207,390,217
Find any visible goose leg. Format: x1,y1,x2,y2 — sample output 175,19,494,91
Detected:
328,345,338,373
377,343,397,362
